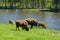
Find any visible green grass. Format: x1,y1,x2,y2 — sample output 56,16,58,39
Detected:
0,23,60,40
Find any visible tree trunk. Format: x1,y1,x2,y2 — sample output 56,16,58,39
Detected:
25,0,28,8
10,0,13,8
20,0,23,8
31,0,34,8
5,0,6,8
41,0,45,9
37,0,39,8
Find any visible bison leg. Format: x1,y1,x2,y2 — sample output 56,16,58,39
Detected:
17,26,19,31
22,26,24,30
30,25,33,29
16,25,19,31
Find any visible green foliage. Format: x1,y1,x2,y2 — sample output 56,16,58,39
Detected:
0,0,60,10
0,23,60,40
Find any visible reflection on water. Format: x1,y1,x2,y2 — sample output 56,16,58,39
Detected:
0,10,60,30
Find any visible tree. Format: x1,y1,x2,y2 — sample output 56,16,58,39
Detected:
53,0,59,9
25,0,29,8
37,0,40,8
19,0,24,8
4,0,6,8
35,0,40,8
31,0,35,8
8,0,14,8
2,0,6,8
41,0,46,9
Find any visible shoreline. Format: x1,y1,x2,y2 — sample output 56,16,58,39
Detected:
0,8,60,12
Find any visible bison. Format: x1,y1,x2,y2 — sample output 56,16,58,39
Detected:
25,18,37,29
37,22,46,29
15,20,29,31
9,19,15,24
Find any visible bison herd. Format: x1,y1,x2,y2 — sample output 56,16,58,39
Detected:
9,18,46,31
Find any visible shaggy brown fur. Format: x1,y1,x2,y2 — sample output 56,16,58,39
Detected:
25,18,37,29
37,22,46,29
15,20,29,31
9,19,14,24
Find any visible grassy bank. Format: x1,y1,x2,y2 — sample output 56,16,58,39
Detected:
0,23,60,40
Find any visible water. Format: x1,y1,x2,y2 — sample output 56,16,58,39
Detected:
0,9,60,30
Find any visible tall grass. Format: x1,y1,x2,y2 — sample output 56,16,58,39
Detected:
0,23,60,40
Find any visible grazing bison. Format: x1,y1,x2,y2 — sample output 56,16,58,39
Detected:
15,20,29,31
9,19,14,24
25,18,37,29
37,22,46,29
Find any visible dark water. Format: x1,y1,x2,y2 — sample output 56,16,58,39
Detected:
0,9,60,30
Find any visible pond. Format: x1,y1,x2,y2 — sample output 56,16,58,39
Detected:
0,9,60,30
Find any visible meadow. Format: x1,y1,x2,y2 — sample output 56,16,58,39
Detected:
0,23,60,40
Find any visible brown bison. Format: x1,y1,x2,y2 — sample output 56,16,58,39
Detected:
25,18,37,29
37,22,46,29
9,19,14,24
15,20,29,31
